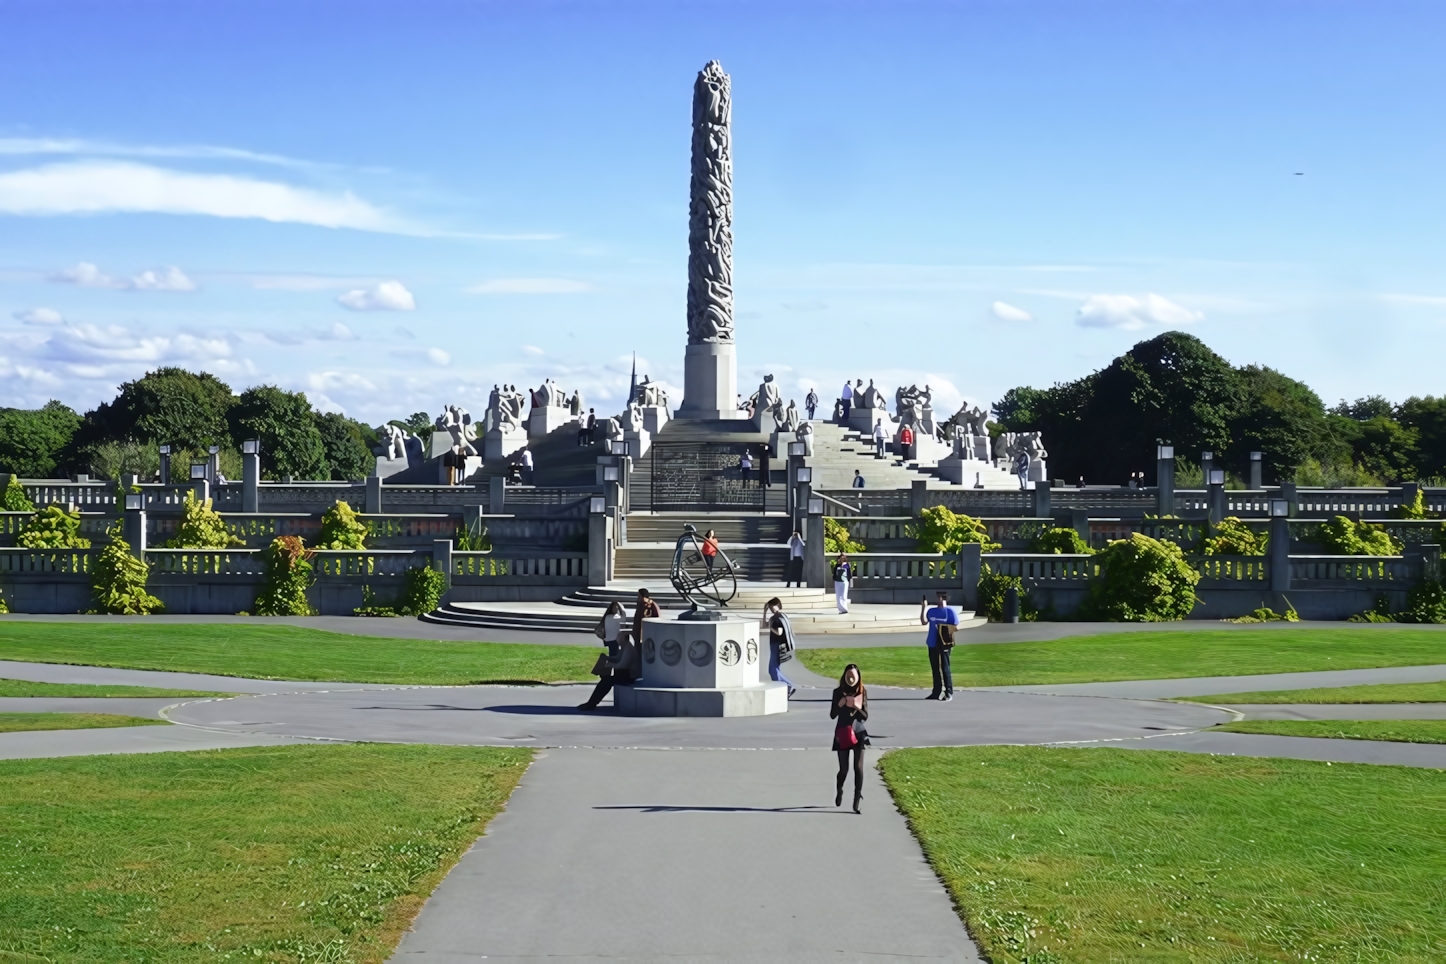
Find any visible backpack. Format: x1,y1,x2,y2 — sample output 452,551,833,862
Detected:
937,620,956,650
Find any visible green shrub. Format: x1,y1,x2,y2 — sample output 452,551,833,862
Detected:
1201,517,1268,556
3,475,35,512
353,584,402,617
316,499,368,550
165,490,244,549
0,587,9,613
1319,515,1402,556
977,565,1038,622
1396,581,1446,624
1349,596,1396,623
1029,526,1093,555
1391,489,1437,520
18,505,91,549
1229,604,1299,623
824,517,866,554
90,523,164,615
254,536,315,616
455,523,491,551
1081,533,1199,622
399,566,447,615
912,506,1000,554
1293,458,1383,488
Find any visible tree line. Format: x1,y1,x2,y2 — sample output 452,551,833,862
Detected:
993,331,1444,487
0,368,390,482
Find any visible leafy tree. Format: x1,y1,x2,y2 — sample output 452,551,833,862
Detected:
0,401,81,477
1201,517,1267,556
165,490,243,548
912,506,999,554
1080,533,1199,621
74,368,234,453
84,440,160,482
255,536,315,615
392,411,434,448
1028,527,1093,554
1331,396,1395,421
1227,366,1328,483
1392,489,1436,520
91,522,164,614
1350,417,1419,483
316,500,368,550
3,475,35,512
19,505,91,548
229,385,327,480
1318,516,1402,556
1396,396,1446,480
977,566,1038,622
315,412,376,480
823,517,866,554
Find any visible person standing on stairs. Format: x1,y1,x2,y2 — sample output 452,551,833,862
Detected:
578,602,635,711
739,450,753,486
785,528,806,587
852,469,866,489
873,418,886,458
840,379,853,423
921,590,958,701
764,597,797,697
832,552,853,614
831,663,869,813
806,388,819,421
900,424,914,462
759,445,771,488
701,529,720,575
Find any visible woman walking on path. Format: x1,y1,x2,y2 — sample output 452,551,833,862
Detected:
578,602,635,711
833,552,853,614
831,663,869,813
701,529,720,575
763,597,797,697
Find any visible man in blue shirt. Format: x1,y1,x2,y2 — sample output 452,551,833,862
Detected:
919,591,958,701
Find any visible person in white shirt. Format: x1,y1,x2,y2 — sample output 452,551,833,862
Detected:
840,379,854,422
520,448,534,484
873,418,886,458
740,450,753,486
785,528,806,587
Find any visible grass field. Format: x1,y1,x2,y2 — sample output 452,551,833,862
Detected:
880,745,1446,963
0,712,166,733
1218,719,1446,744
800,627,1446,689
0,678,226,698
0,743,530,963
1180,680,1446,704
0,622,595,685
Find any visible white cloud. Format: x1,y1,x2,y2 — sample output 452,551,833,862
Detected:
0,137,352,173
466,278,592,294
51,261,123,288
521,344,545,356
0,161,402,233
337,280,415,312
1076,293,1203,330
324,322,355,341
130,266,196,291
13,307,63,325
991,300,1033,322
426,348,451,366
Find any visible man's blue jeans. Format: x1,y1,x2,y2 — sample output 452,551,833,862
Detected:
769,642,794,691
928,645,953,697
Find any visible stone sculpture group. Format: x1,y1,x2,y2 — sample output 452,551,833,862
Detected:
686,60,734,346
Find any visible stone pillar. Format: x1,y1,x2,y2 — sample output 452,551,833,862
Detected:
1400,481,1420,513
910,479,928,517
588,507,610,588
1156,445,1175,516
158,447,172,486
620,456,633,516
123,503,147,560
1207,480,1225,524
959,541,981,613
191,478,209,505
1070,508,1089,545
1249,451,1263,490
488,475,506,515
804,505,827,589
678,343,739,420
1279,481,1298,517
1031,482,1051,519
432,538,453,593
1269,514,1291,592
364,475,381,514
1201,450,1214,486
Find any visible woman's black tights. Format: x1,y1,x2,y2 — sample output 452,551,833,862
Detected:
836,746,864,799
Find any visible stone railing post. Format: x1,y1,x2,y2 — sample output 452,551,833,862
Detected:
1207,477,1225,524
1155,444,1175,516
804,501,827,589
1031,482,1051,519
158,446,172,486
432,538,453,591
1279,481,1298,517
910,479,928,517
1400,481,1420,514
488,475,506,515
122,495,147,560
587,499,610,588
1269,509,1291,592
1249,451,1263,490
365,475,381,514
1070,508,1089,545
959,541,981,612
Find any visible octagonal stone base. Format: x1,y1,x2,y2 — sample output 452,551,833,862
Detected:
615,615,788,717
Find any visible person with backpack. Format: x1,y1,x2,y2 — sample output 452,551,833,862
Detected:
833,552,853,614
632,588,660,643
578,601,636,711
830,663,869,813
763,597,797,697
701,528,720,575
920,590,959,701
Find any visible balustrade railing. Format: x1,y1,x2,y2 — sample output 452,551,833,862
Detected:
831,552,960,583
1194,555,1269,584
147,549,266,576
1290,555,1417,584
21,482,116,509
984,553,1098,582
451,551,588,581
0,548,93,575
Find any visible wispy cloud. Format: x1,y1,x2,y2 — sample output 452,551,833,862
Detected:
0,137,368,173
466,278,591,294
337,280,415,312
1381,293,1446,306
13,307,63,325
1076,293,1203,330
991,301,1033,322
49,261,196,291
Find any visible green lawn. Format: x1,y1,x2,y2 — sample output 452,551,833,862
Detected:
0,622,596,685
0,743,530,963
1180,680,1446,704
881,745,1446,963
0,712,167,733
1218,719,1446,744
0,678,226,698
800,627,1446,689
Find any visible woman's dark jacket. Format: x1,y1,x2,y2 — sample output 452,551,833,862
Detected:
830,686,869,750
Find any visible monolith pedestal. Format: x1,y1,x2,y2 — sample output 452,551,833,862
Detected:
615,612,787,717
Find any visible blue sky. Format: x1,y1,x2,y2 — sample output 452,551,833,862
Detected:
2,0,1443,425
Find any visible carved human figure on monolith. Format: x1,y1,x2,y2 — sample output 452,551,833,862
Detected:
686,62,734,344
